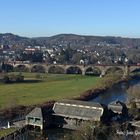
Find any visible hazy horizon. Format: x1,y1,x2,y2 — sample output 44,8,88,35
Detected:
2,32,140,39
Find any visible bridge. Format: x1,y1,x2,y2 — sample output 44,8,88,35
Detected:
3,62,140,78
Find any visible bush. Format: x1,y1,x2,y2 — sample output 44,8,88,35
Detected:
2,76,10,83
63,122,108,140
36,74,41,79
1,74,24,83
48,66,65,74
16,75,24,82
14,66,29,72
31,65,46,73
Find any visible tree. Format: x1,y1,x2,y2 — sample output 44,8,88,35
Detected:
72,53,83,64
32,51,43,62
64,47,75,63
89,55,98,64
31,65,46,73
48,66,65,74
1,63,13,72
1,62,5,71
63,122,108,140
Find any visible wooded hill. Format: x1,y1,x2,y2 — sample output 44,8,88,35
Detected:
1,33,140,48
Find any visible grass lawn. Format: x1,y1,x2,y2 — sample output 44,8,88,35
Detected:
0,128,16,138
0,73,101,109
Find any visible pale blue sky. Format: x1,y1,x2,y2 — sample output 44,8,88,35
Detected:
0,0,140,37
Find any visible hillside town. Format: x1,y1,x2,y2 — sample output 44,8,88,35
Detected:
0,40,129,66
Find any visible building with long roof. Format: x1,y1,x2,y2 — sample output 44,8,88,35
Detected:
52,99,107,129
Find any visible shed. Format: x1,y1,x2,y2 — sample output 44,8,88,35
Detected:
26,107,43,130
108,100,127,114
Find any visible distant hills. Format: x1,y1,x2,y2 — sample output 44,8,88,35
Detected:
0,33,140,48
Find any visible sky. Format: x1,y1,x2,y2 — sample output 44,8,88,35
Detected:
0,0,140,38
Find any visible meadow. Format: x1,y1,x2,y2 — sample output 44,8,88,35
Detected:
0,73,101,109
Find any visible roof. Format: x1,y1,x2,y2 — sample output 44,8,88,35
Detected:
108,100,124,114
53,99,104,121
56,99,103,108
26,107,43,119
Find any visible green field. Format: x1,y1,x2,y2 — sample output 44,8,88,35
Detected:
0,73,101,109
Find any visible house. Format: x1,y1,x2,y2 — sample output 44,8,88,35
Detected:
52,99,106,129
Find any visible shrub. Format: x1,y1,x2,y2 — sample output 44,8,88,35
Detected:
16,75,24,82
1,74,24,83
36,74,41,79
2,76,10,83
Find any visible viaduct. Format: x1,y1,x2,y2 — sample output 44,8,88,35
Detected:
5,62,140,78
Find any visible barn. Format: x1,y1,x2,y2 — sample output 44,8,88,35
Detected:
52,99,106,129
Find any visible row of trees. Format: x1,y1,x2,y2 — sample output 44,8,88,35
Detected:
0,74,24,83
17,51,43,62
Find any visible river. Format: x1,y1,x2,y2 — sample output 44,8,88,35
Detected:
23,78,140,140
91,78,140,105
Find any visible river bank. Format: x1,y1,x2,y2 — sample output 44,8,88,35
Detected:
73,74,129,101
1,73,139,139
0,74,124,124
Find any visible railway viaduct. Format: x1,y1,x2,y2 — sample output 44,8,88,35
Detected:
5,62,140,78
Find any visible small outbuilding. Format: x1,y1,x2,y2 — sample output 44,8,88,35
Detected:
26,107,43,130
108,100,127,115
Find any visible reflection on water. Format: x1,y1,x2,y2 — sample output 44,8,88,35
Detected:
91,79,140,105
91,83,128,105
